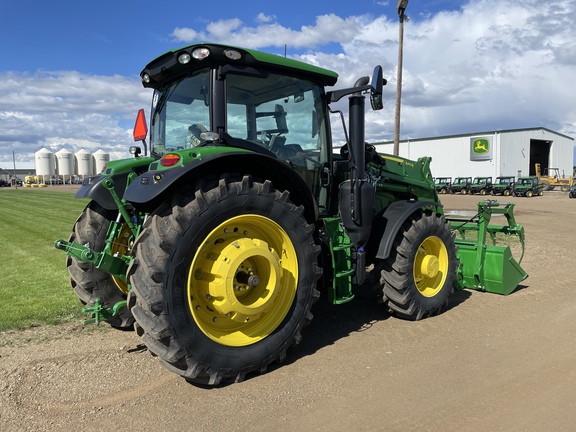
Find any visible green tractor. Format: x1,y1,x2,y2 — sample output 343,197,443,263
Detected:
514,176,543,197
55,43,527,385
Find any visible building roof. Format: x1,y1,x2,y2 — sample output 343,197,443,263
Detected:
374,127,574,145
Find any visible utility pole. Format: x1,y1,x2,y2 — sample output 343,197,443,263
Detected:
393,0,409,156
13,151,18,188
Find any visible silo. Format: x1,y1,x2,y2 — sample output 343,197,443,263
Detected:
56,149,74,183
35,148,55,183
91,149,109,174
75,148,92,177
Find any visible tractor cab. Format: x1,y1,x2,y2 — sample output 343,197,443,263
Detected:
130,43,384,218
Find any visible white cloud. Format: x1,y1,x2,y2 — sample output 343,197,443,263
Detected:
256,13,275,23
0,71,151,166
2,0,575,169
171,14,361,49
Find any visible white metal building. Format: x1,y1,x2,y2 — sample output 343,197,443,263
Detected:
373,127,574,180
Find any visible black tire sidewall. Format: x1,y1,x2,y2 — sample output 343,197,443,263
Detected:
382,211,457,320
150,181,317,374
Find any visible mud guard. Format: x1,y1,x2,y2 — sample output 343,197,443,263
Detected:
75,173,129,210
122,152,319,222
375,200,442,260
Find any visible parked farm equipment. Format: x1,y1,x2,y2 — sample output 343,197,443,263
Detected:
469,176,493,195
434,177,452,194
55,43,528,385
514,176,543,197
451,176,472,194
492,176,516,196
535,163,573,191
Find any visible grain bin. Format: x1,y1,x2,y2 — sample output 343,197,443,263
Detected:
91,149,109,174
56,149,74,182
75,148,92,177
35,148,55,183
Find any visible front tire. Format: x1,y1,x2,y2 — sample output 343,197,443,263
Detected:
127,175,320,385
379,210,457,321
67,201,134,329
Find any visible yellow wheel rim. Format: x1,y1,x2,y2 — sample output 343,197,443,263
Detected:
188,215,298,347
110,223,132,295
413,236,449,298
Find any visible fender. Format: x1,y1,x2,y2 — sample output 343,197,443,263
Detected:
375,200,442,260
123,150,319,222
75,173,130,210
75,157,155,210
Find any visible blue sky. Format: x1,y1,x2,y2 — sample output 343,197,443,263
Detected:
0,0,575,167
1,0,462,74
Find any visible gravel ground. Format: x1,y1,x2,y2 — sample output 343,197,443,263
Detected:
1,192,575,432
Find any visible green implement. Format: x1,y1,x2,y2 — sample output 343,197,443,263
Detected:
447,200,527,295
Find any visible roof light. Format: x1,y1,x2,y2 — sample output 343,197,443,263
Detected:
192,47,211,60
224,49,241,60
160,153,181,167
142,73,151,84
200,131,220,143
178,52,191,64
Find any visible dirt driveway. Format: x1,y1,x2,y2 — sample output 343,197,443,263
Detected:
1,193,575,432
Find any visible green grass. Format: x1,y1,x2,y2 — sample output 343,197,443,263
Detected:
0,188,89,331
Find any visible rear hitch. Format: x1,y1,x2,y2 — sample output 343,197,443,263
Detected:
82,298,127,325
54,238,130,279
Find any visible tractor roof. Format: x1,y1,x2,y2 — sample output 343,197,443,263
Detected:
140,43,339,89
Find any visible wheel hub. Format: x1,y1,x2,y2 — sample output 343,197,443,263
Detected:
419,255,439,278
414,235,449,298
188,214,298,347
204,237,282,323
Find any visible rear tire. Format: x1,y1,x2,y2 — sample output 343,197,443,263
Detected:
380,210,457,321
67,201,134,329
127,175,320,385
540,180,552,191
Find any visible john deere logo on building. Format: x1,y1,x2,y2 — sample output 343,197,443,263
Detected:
470,136,493,161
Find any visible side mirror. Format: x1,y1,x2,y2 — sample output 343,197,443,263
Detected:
370,66,386,111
